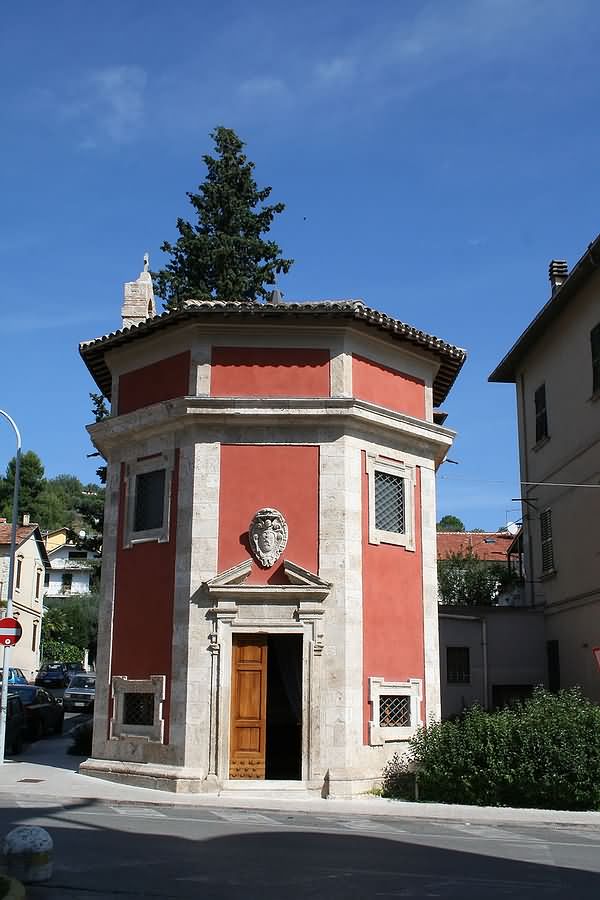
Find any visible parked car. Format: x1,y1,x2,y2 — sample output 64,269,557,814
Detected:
62,674,96,713
0,667,28,685
5,693,26,754
35,663,69,689
9,685,64,739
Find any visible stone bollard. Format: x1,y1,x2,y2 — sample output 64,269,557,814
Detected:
2,826,53,883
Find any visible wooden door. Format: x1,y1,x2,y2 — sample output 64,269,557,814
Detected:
229,636,268,779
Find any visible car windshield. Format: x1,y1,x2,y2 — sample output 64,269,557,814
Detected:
69,676,96,690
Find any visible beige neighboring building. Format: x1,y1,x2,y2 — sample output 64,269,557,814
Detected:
490,237,600,700
0,519,50,680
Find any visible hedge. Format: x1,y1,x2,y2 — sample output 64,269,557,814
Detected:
381,687,600,810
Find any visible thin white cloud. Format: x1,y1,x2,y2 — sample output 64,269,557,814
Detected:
239,76,288,99
46,64,148,148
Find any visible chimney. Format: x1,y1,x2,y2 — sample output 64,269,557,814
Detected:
22,513,30,526
549,259,568,295
121,253,157,329
267,288,284,305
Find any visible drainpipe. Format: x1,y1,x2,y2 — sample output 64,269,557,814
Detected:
439,613,489,711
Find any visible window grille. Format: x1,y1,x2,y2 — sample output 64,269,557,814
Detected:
379,695,411,728
134,469,166,532
540,508,554,572
534,384,548,443
123,692,155,726
374,470,405,534
447,646,470,683
591,324,600,394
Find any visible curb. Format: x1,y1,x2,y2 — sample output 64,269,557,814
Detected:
2,789,600,828
0,876,26,900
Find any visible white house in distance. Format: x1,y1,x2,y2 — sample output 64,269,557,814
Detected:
0,517,50,680
43,528,99,598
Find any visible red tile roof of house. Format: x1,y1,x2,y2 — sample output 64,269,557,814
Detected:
437,531,514,562
0,524,37,546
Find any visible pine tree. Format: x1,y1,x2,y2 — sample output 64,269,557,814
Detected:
153,127,293,309
0,450,45,522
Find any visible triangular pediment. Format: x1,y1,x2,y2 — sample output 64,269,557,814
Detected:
204,558,331,604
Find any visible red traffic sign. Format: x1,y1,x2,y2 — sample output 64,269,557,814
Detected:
0,617,22,647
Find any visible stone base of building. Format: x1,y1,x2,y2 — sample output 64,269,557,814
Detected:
79,758,206,793
79,758,381,798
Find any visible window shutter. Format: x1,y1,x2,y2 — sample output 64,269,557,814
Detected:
540,508,554,572
534,384,548,443
591,324,600,394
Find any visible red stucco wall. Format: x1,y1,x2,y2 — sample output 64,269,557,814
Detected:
218,444,319,584
211,347,330,398
361,454,424,742
352,354,425,418
111,453,180,741
118,351,191,415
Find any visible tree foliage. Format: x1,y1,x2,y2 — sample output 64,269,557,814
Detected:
438,548,517,606
42,596,98,663
0,450,45,521
0,448,104,539
436,515,465,532
381,688,600,810
153,126,293,309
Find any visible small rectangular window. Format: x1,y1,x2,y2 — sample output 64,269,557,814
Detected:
591,324,600,394
15,558,22,590
540,508,554,573
374,470,405,534
61,572,73,593
123,692,155,726
447,646,470,684
32,621,38,652
35,571,41,599
134,469,166,533
534,384,548,443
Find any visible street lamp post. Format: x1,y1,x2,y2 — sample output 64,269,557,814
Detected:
0,410,22,764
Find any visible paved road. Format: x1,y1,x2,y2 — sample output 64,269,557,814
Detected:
4,720,600,898
1,797,600,899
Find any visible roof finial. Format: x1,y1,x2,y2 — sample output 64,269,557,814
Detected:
143,252,150,274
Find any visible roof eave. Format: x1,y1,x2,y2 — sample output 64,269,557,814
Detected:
489,234,600,383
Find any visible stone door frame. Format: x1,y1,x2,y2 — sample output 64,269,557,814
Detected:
204,559,330,787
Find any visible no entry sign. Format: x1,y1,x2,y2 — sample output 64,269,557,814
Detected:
0,617,22,647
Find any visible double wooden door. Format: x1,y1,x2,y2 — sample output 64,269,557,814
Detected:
229,637,268,779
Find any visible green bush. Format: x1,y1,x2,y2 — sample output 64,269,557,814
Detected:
381,687,600,810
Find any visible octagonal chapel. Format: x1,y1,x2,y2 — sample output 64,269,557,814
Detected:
78,262,465,796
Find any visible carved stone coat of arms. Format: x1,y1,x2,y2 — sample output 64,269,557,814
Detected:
249,508,288,568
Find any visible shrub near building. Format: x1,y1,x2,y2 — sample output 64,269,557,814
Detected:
382,688,600,811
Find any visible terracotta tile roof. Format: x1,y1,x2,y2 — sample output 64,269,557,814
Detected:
80,299,466,408
436,531,514,562
0,524,37,547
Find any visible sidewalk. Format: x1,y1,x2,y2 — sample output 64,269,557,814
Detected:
2,736,600,828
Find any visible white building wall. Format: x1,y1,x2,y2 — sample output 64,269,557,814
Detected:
514,268,600,700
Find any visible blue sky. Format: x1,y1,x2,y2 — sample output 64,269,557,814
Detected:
1,0,598,529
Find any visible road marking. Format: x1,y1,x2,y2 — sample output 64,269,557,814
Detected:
16,801,63,809
211,810,280,825
110,806,166,818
